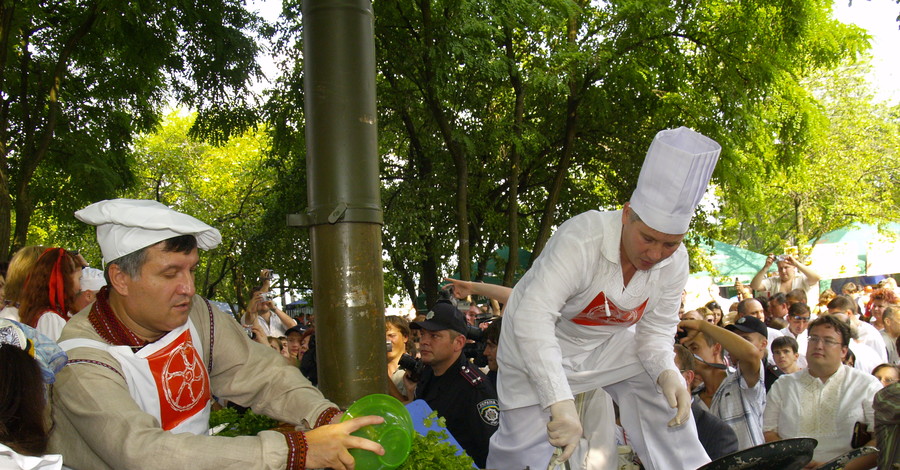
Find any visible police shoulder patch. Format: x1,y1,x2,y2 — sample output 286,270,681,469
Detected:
477,399,500,426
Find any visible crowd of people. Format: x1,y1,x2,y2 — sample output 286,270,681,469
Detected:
0,126,898,470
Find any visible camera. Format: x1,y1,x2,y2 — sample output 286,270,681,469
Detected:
260,292,277,301
775,255,787,263
398,353,425,382
243,325,256,340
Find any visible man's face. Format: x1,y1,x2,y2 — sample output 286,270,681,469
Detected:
788,312,810,336
806,324,847,371
465,306,479,326
418,329,462,369
286,332,303,357
484,339,498,372
686,332,720,367
885,316,900,338
735,331,768,356
871,299,888,322
115,245,199,339
777,261,795,281
769,300,788,319
386,324,407,360
772,346,799,371
741,300,765,321
620,204,684,272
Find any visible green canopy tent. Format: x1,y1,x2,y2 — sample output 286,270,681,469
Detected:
693,240,767,284
809,222,900,289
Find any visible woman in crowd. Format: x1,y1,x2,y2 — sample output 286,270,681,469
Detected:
0,246,47,322
385,315,412,400
17,248,81,341
0,318,67,469
873,363,900,388
705,301,724,326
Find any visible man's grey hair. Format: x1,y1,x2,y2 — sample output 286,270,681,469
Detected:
104,235,198,284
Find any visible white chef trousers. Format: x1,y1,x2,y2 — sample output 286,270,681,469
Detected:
486,370,711,470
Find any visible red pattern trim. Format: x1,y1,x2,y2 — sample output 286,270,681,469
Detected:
283,430,307,470
67,359,126,380
315,407,341,428
88,286,147,348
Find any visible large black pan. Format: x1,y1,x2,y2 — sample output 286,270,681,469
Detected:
697,438,817,470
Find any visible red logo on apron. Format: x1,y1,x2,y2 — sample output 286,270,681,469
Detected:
570,292,648,326
146,329,210,430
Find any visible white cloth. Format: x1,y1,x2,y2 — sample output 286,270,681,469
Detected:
849,340,883,374
629,127,721,234
35,311,66,342
488,371,709,470
763,365,881,462
856,321,887,363
241,311,289,338
75,199,221,264
58,318,211,435
491,210,709,469
0,443,64,470
759,273,818,308
79,267,106,292
0,305,20,321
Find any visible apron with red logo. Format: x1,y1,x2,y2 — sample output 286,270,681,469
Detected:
59,319,211,434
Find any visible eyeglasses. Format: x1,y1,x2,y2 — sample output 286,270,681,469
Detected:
790,316,810,322
808,336,842,347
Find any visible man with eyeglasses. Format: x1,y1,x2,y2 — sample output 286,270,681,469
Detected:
764,315,881,469
779,302,812,369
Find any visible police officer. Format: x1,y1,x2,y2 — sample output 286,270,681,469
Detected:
410,300,499,467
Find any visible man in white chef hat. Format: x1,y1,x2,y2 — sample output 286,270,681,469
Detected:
49,199,384,470
487,128,721,470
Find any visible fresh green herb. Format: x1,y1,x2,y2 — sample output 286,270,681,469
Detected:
398,411,475,469
209,408,280,437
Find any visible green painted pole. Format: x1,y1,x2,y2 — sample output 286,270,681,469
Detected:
294,0,386,407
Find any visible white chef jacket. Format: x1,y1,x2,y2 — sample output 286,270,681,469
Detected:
496,210,686,410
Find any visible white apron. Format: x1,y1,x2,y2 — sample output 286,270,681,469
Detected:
60,319,212,434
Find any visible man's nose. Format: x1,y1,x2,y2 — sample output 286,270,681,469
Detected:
177,276,195,296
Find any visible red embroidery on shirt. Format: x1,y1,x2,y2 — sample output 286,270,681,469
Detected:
570,292,648,326
146,329,210,430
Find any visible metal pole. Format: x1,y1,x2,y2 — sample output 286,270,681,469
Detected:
293,0,386,407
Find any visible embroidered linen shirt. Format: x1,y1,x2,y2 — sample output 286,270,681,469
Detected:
763,365,882,462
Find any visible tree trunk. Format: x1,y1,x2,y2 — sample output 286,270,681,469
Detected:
502,21,523,287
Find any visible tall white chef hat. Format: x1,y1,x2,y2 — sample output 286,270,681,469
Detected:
75,199,222,264
629,127,721,234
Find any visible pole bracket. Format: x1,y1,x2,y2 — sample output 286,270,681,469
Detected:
287,202,383,227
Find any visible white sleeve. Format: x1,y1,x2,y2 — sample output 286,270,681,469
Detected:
36,313,66,342
763,379,784,432
504,217,593,409
634,253,688,385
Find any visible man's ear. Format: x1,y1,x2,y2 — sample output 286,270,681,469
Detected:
453,333,467,351
107,264,131,296
622,202,631,224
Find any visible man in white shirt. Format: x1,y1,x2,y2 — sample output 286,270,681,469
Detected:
764,315,880,468
780,302,811,369
241,283,297,338
487,127,719,470
750,254,821,308
827,295,887,371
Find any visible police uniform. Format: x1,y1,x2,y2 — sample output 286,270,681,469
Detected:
412,301,499,468
417,353,499,467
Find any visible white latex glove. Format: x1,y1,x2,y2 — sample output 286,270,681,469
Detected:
658,369,691,427
547,399,582,463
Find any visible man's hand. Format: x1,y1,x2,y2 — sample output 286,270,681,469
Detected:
677,319,704,345
442,277,474,299
657,369,690,427
250,324,267,345
305,415,385,470
764,253,776,267
547,399,582,463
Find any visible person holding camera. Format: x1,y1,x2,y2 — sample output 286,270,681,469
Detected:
407,300,499,468
241,272,297,339
750,254,821,307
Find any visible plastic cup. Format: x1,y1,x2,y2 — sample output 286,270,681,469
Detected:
341,394,414,470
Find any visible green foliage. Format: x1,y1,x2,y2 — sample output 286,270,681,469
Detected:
398,412,476,469
208,408,279,437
